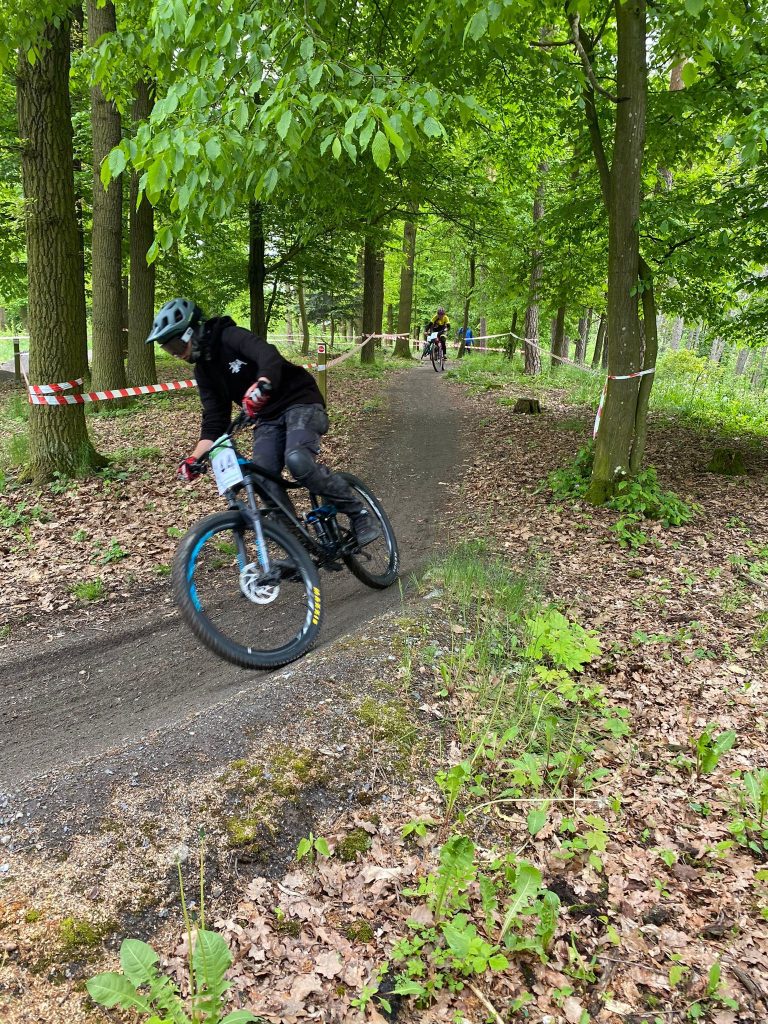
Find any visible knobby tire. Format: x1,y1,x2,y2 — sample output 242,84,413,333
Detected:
335,472,400,589
172,510,323,669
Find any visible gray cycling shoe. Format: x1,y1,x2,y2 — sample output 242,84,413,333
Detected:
350,510,380,546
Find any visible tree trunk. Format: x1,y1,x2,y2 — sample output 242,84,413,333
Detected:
478,316,487,352
249,201,266,336
750,346,766,388
575,307,592,363
372,251,384,346
591,314,607,368
708,336,725,364
506,308,519,359
523,163,546,375
551,305,566,370
395,213,416,358
88,0,126,395
297,274,310,356
70,4,88,377
586,0,648,503
629,257,658,473
668,316,684,350
458,250,476,359
16,15,102,481
360,236,377,364
734,348,750,374
127,78,156,385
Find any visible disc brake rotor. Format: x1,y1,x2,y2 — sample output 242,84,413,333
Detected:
239,562,280,604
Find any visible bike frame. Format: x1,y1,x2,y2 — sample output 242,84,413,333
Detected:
222,462,355,571
202,413,358,573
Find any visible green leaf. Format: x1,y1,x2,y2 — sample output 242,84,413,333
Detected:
220,1012,259,1023
192,929,231,1012
86,973,152,1012
422,116,443,139
234,100,249,130
681,62,699,87
300,36,315,59
157,225,174,250
276,110,292,140
393,978,427,997
205,138,221,161
147,158,169,197
684,0,706,14
107,147,127,180
466,10,489,42
331,137,342,160
262,167,279,195
488,953,509,970
120,939,159,986
526,807,548,836
499,862,542,941
296,836,312,859
371,130,391,171
714,730,736,755
442,919,475,958
359,118,376,151
314,836,331,857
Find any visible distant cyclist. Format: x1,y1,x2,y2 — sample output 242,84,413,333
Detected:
426,307,450,369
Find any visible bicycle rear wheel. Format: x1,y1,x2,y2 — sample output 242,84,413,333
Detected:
333,473,399,589
172,511,322,669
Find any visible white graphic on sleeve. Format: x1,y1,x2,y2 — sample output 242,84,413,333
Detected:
229,359,246,374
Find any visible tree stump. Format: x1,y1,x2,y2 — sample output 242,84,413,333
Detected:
706,448,747,475
513,398,542,414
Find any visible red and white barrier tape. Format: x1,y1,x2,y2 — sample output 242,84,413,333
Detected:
28,378,83,395
28,379,197,405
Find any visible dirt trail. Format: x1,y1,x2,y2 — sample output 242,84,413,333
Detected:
0,366,465,803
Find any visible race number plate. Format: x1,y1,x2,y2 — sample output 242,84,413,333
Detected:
210,436,244,494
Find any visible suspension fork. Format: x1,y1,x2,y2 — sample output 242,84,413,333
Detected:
238,480,271,572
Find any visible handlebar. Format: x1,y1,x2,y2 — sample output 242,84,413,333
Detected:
194,381,274,470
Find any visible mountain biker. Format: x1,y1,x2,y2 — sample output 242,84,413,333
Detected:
145,297,380,545
426,307,450,367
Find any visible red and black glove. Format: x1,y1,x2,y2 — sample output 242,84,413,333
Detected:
242,379,272,419
177,456,204,482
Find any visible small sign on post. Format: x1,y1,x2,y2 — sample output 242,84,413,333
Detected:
316,343,327,402
13,337,20,383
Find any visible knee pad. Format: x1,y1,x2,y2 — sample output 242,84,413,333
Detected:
285,447,317,483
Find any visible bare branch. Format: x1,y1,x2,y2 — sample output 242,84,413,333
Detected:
568,12,620,103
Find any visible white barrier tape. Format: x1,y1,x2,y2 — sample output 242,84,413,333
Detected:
29,378,83,395
593,367,655,438
28,379,198,405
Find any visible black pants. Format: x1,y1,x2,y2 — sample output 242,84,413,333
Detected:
252,404,362,514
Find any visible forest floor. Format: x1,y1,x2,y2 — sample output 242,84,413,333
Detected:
1,352,767,1024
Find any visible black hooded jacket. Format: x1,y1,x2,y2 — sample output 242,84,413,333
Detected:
194,318,324,442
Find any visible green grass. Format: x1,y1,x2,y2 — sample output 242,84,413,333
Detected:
70,579,105,601
418,541,612,814
446,347,768,439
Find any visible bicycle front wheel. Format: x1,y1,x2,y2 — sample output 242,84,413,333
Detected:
172,511,322,669
335,473,400,589
430,343,441,372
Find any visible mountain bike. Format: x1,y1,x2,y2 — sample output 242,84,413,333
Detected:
172,412,399,670
427,331,446,372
